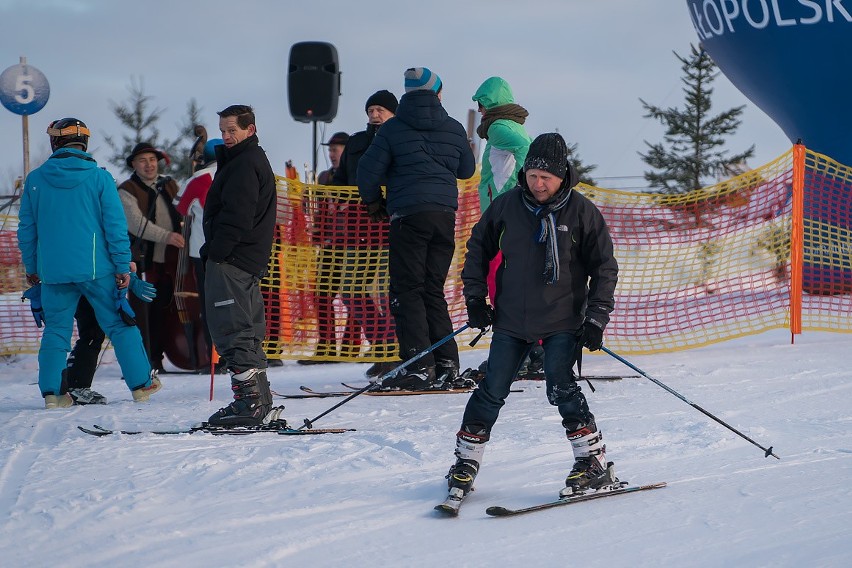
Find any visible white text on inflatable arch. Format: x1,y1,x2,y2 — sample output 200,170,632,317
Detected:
689,0,852,40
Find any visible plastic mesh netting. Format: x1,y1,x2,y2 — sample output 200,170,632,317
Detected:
2,146,850,363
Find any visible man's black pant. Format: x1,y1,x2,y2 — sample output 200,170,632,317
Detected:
388,210,458,369
65,297,106,389
204,260,267,372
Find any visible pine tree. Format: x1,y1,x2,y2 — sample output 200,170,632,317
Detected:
639,44,754,194
172,99,206,179
103,77,199,181
567,142,597,186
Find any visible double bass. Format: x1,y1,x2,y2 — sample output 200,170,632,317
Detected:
162,210,211,371
161,126,211,371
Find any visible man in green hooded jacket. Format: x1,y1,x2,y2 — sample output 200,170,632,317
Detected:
472,77,532,212
472,77,543,376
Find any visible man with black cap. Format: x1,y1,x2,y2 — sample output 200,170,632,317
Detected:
440,132,619,511
332,90,397,186
358,68,476,390
119,142,186,372
302,90,400,374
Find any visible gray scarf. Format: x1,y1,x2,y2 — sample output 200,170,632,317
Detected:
521,186,573,284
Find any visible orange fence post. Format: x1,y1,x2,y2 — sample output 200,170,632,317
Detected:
789,143,805,342
209,346,220,401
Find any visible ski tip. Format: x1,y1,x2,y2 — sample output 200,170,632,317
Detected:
485,506,511,517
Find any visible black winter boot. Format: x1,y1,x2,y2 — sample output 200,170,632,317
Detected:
208,368,273,426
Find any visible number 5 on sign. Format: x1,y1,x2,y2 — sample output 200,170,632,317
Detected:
14,73,35,104
1,57,50,179
0,60,50,115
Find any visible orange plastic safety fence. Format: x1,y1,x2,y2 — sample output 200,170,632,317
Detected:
3,147,851,363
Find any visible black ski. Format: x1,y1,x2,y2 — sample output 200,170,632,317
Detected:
514,373,637,381
278,428,355,435
485,482,666,517
272,389,340,399
78,423,354,437
343,382,474,395
283,385,478,397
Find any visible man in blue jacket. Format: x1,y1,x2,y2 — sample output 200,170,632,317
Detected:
358,67,476,390
17,118,160,408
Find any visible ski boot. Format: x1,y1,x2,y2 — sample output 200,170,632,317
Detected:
381,365,437,391
560,419,618,498
436,425,489,515
435,359,461,389
516,345,545,380
131,373,162,402
208,368,273,426
68,387,108,405
44,393,74,409
446,425,489,496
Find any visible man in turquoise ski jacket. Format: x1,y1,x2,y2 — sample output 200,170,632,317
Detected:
17,118,160,408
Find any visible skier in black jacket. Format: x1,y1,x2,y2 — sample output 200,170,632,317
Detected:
201,104,277,426
358,67,476,390
444,133,619,504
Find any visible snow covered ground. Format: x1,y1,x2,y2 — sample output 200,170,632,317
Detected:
1,328,850,567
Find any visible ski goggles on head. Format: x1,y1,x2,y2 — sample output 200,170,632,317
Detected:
46,121,91,137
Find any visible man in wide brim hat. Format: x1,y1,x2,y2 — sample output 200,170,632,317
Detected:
125,142,170,169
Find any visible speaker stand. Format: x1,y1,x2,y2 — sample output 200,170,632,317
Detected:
311,119,319,182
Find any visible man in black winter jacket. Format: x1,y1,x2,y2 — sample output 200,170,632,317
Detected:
201,104,277,426
358,67,476,390
443,133,619,506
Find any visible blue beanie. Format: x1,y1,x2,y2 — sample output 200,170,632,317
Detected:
404,67,442,93
203,138,224,163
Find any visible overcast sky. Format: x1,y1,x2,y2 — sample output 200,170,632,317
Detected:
0,0,790,190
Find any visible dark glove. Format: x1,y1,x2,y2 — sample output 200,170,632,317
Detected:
21,284,45,328
366,199,389,223
114,287,137,326
129,273,157,303
579,318,604,351
466,297,494,330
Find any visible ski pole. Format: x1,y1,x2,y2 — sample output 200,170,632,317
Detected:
601,346,780,460
299,323,472,430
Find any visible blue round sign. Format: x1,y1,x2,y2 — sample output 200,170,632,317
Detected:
0,63,50,115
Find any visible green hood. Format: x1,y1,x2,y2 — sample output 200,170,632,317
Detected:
472,77,515,109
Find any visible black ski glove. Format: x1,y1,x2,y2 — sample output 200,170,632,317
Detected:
466,297,494,330
579,318,604,351
365,199,389,223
